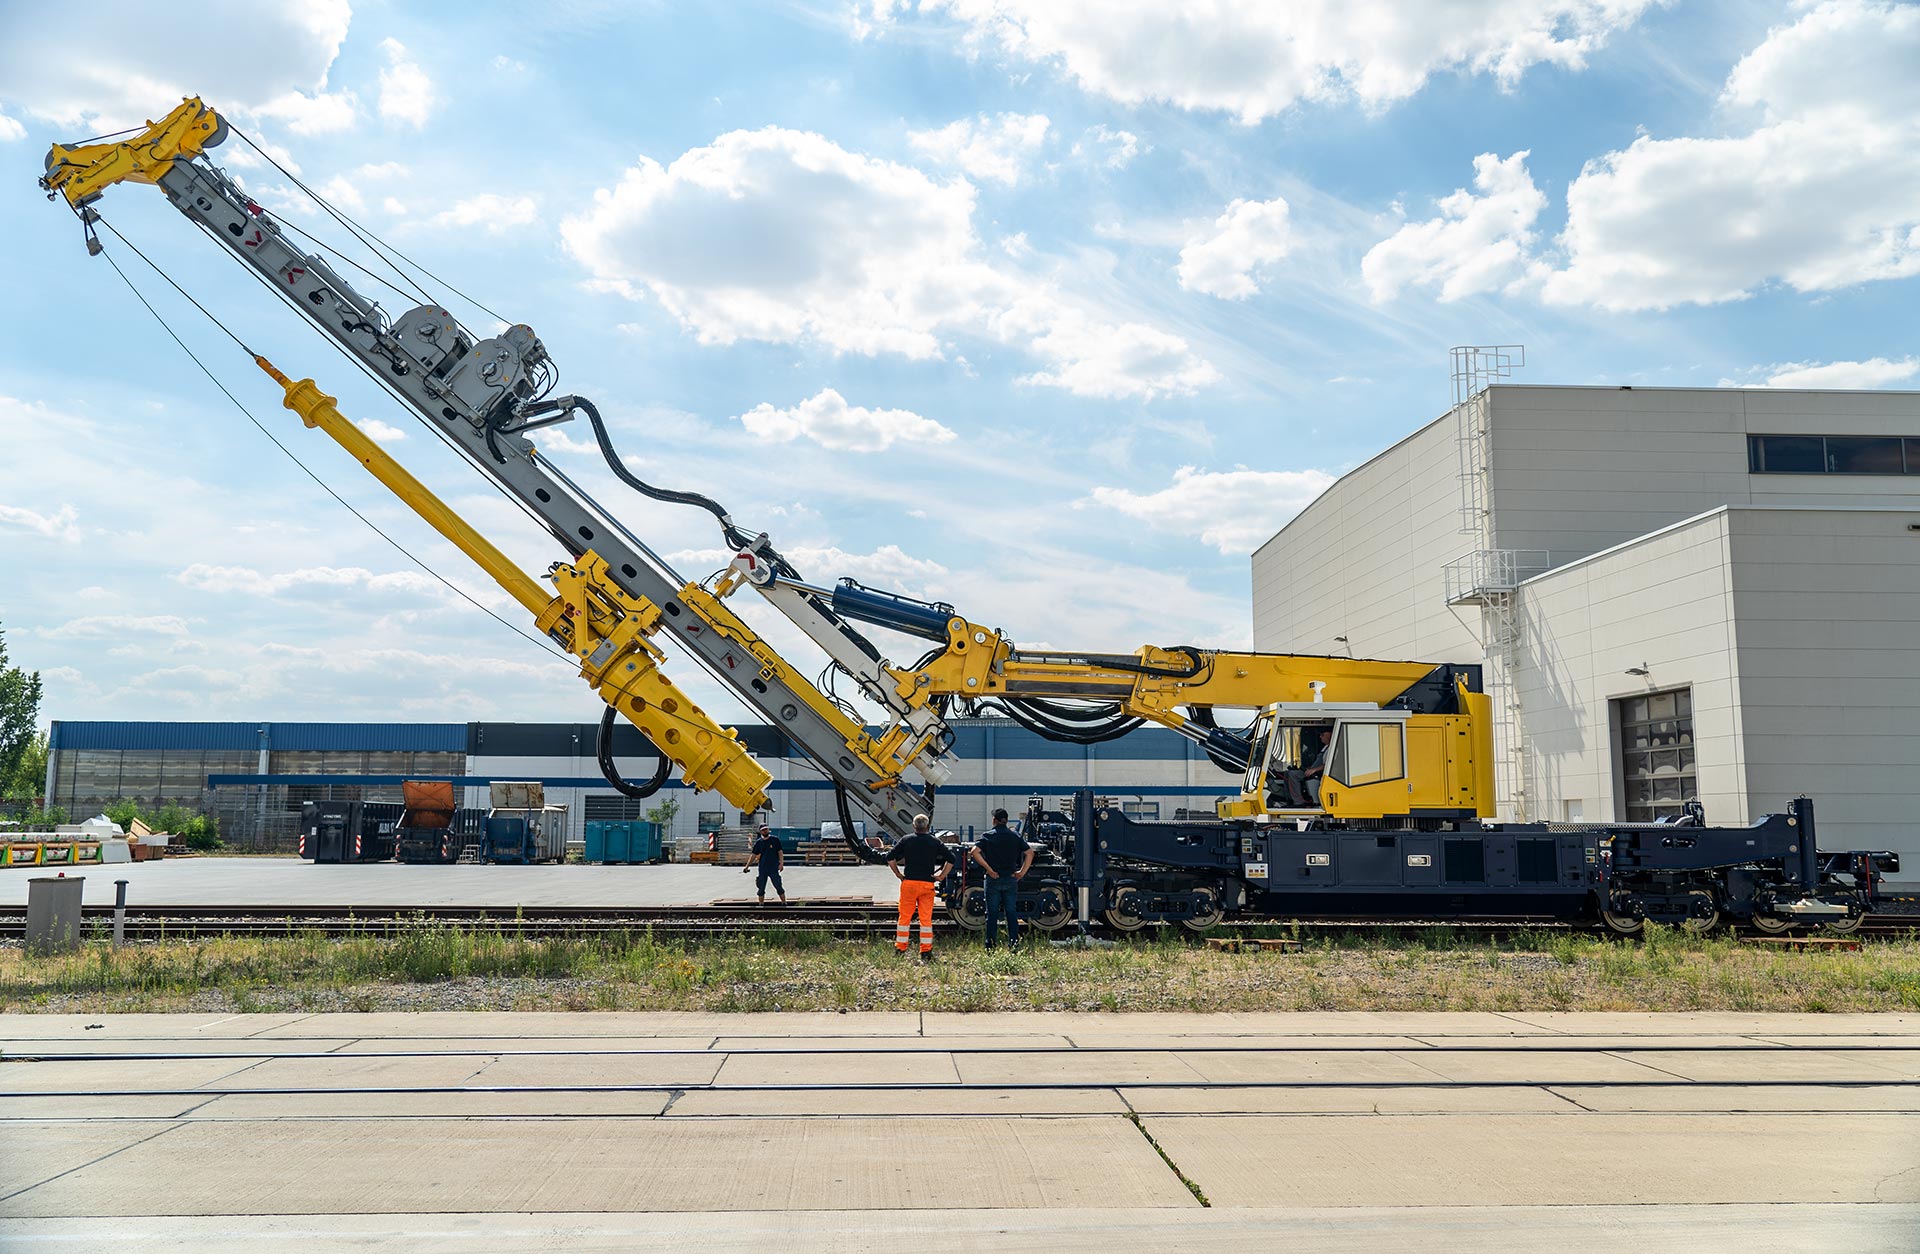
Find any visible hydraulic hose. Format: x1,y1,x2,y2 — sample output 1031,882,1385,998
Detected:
572,395,781,562
833,783,893,865
596,704,671,799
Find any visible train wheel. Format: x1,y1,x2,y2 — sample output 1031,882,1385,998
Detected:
1822,910,1866,935
1103,887,1150,934
1179,890,1224,933
1030,887,1073,933
1678,890,1722,934
949,887,986,933
1599,907,1644,936
1748,911,1795,935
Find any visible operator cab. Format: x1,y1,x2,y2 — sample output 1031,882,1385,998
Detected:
1229,702,1413,820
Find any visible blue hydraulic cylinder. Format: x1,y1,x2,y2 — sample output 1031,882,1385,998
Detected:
830,580,957,641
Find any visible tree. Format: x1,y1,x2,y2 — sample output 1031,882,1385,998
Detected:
644,796,680,830
0,623,43,795
7,729,48,801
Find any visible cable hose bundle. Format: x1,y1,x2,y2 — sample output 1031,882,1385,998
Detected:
831,780,938,866
596,705,671,799
833,784,892,865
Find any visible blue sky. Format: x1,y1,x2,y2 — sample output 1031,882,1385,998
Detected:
2,0,1917,725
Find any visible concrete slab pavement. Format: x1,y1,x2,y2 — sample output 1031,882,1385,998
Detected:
1,1115,1198,1217
5,1203,1918,1254
0,859,900,908
1140,1112,1920,1207
4,1010,1918,1247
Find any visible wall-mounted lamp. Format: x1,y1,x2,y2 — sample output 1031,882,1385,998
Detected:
1624,664,1650,677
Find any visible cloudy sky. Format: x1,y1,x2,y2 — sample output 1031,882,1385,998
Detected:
2,0,1917,726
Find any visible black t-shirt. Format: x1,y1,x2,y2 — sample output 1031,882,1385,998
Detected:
975,824,1028,878
887,832,952,882
751,836,783,871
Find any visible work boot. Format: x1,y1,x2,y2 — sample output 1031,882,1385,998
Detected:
919,951,937,963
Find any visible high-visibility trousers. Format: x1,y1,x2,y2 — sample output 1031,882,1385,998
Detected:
896,878,937,953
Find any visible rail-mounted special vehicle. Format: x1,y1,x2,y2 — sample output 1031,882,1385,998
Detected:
41,99,1898,934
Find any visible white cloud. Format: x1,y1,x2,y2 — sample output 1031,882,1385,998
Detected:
1539,1,1920,310
377,38,436,128
672,544,949,591
431,194,538,232
253,88,358,136
1084,466,1336,554
359,418,407,443
0,111,25,142
315,174,364,213
908,112,1050,185
1755,357,1920,389
561,126,1217,399
735,389,957,452
0,503,80,542
1072,124,1138,169
41,614,191,640
312,161,407,215
1177,197,1293,299
1362,151,1544,302
530,428,603,457
874,0,1654,122
0,0,354,131
174,563,481,603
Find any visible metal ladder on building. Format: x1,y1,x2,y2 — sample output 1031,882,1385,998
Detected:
1443,346,1540,820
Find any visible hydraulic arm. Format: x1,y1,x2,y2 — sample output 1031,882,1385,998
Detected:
44,98,949,841
41,97,1495,838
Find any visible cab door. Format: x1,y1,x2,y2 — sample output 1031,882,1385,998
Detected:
1318,719,1413,819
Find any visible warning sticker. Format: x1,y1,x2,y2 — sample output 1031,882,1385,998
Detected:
1244,861,1269,879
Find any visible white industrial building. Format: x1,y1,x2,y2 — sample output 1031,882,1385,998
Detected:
1252,373,1920,872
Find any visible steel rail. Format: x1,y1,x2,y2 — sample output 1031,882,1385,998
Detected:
7,1078,1917,1098
9,1042,1920,1063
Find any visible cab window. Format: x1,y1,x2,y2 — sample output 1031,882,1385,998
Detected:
1330,722,1405,787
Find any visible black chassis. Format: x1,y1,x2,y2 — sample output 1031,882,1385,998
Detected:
942,791,1898,931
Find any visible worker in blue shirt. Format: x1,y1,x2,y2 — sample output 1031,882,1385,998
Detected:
742,823,787,905
969,808,1034,949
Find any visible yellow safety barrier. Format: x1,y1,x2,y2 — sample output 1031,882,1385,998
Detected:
2,840,103,868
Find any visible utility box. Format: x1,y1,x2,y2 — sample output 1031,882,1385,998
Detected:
26,875,85,954
484,804,569,864
584,820,662,864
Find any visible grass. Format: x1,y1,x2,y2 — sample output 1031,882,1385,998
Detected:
1,923,1916,1015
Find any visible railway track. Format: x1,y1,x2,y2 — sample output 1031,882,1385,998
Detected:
0,903,1913,941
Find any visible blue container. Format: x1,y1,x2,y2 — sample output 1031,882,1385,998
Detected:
584,820,662,863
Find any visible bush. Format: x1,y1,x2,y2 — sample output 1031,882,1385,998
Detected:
100,798,223,851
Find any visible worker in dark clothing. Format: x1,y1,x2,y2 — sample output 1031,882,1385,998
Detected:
1284,728,1331,807
742,823,787,904
887,814,952,960
969,807,1034,949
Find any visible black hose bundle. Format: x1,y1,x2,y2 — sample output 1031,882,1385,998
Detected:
596,704,670,799
834,783,893,865
572,395,802,576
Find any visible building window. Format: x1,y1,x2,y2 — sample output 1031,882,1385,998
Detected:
1616,688,1696,822
1749,434,1918,475
1121,800,1160,819
1329,723,1406,788
697,811,725,832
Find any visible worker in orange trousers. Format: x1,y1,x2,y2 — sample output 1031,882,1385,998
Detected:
886,814,953,961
